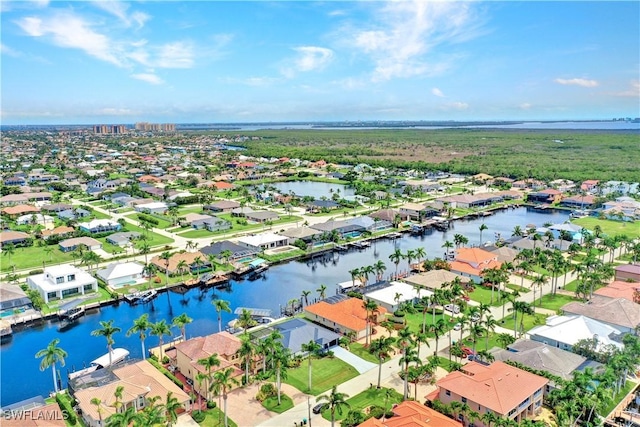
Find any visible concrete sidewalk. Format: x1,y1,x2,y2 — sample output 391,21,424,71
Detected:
330,346,377,374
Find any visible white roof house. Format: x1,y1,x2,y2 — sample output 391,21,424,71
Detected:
528,314,624,353
96,262,145,288
134,202,168,214
364,281,432,312
27,265,97,303
236,232,289,250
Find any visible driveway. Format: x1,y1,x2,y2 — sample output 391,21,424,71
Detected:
330,346,377,374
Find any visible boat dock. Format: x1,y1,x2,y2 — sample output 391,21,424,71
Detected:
351,241,371,249
0,320,12,338
123,289,158,304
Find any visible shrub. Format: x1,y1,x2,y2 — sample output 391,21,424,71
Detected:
29,269,44,275
147,357,183,389
162,356,170,364
191,410,206,423
55,394,77,425
368,405,385,419
343,410,366,427
207,401,217,409
256,383,277,401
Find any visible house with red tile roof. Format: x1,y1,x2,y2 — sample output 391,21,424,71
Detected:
449,248,501,283
2,204,40,217
594,281,640,304
434,361,548,427
304,296,388,340
580,180,599,192
358,400,461,427
209,181,235,190
167,331,243,401
527,188,563,204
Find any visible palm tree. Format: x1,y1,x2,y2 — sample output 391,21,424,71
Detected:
212,299,232,333
442,240,454,258
150,320,172,361
317,386,350,427
301,290,311,307
399,346,420,401
176,259,188,282
105,405,141,427
389,248,404,278
91,320,121,370
164,391,182,426
35,338,67,393
143,262,158,289
531,274,548,307
361,265,375,285
90,397,105,426
138,242,151,266
197,354,221,400
369,336,395,388
362,298,379,347
373,260,387,281
405,249,416,271
483,314,498,350
348,268,361,287
127,314,151,360
301,340,322,392
237,308,256,335
159,251,172,286
479,223,488,246
238,334,255,384
172,312,193,340
395,327,414,400
316,283,327,300
2,243,16,267
429,318,447,356
415,247,427,264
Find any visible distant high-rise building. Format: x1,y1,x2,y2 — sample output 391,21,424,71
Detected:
93,124,128,134
134,122,176,132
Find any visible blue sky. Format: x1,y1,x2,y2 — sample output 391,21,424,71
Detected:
1,1,638,124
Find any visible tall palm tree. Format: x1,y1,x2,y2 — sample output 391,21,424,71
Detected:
197,354,221,400
373,260,387,281
414,247,427,264
531,274,549,307
369,336,395,388
317,386,350,427
237,308,256,335
172,313,193,340
91,320,121,370
176,259,188,282
138,242,151,266
405,249,416,271
479,223,488,246
90,397,105,426
399,346,420,401
362,299,379,347
316,284,327,300
442,240,454,258
211,368,240,427
395,327,414,400
35,338,67,393
127,314,151,360
272,344,290,405
143,262,158,289
238,334,255,384
105,405,141,427
483,314,499,350
301,340,322,392
429,318,447,356
301,290,311,306
389,248,404,277
348,268,361,287
150,320,172,361
164,391,182,426
212,299,232,333
159,251,172,286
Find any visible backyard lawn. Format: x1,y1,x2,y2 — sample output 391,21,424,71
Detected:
349,342,387,364
536,294,578,312
402,311,453,335
321,387,403,422
195,408,238,427
572,217,640,239
467,285,503,306
282,356,359,395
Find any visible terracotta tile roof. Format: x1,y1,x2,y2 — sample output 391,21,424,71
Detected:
304,298,387,332
150,250,205,273
211,181,234,189
0,231,31,243
594,281,640,303
2,403,66,426
358,401,461,427
175,331,242,360
2,204,40,215
41,225,75,237
455,248,498,265
436,361,548,416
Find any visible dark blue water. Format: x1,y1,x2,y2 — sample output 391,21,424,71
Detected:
0,207,570,405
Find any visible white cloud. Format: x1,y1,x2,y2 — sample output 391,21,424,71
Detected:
281,46,334,78
345,1,485,81
612,80,640,97
92,1,150,29
155,42,194,68
131,73,164,85
1,43,21,57
520,102,532,110
15,12,123,66
432,87,445,97
441,101,469,111
554,78,599,87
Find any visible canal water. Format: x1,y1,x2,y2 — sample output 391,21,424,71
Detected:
269,181,356,199
0,207,570,406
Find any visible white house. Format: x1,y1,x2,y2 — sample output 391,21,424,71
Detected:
27,265,97,303
364,281,432,312
134,201,168,214
79,219,121,234
528,314,624,353
96,262,145,288
236,232,288,251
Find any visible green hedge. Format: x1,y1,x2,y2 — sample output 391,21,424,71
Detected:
55,393,78,425
137,213,159,225
147,357,184,389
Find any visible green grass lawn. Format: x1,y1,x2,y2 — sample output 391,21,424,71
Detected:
262,394,294,413
195,408,238,427
178,214,303,238
402,311,453,335
321,387,403,422
349,342,387,364
600,381,635,417
120,223,174,247
536,293,577,312
467,285,502,306
1,245,75,272
505,283,530,293
178,228,221,238
178,205,206,215
125,213,173,229
261,248,306,263
563,279,579,292
572,217,640,239
282,356,359,395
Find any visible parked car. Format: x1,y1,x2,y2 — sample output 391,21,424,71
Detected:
461,346,475,356
470,313,481,322
313,403,326,414
444,304,461,314
453,323,462,331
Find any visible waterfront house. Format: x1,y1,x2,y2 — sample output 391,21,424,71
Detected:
167,332,243,401
403,269,470,291
27,265,97,303
369,209,407,224
150,251,206,275
434,361,548,427
304,295,388,339
2,401,66,427
96,262,145,288
0,230,31,247
79,219,121,234
74,360,191,427
0,284,32,316
58,237,102,252
559,194,596,209
399,202,439,221
236,232,288,251
614,264,640,282
358,400,461,427
203,200,240,213
264,318,342,355
561,296,640,334
449,247,501,283
526,189,563,204
528,314,624,352
279,226,322,245
364,281,432,312
200,240,258,262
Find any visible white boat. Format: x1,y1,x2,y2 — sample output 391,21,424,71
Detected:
68,348,130,380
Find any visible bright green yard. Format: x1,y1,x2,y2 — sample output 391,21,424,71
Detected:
572,217,640,239
536,293,578,312
120,223,174,247
262,394,294,413
1,245,75,272
321,387,403,422
467,285,503,306
349,342,387,364
282,356,359,395
195,408,237,427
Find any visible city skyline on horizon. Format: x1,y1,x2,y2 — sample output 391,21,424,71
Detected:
1,1,639,125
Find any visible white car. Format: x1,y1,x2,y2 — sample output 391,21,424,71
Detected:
444,304,461,314
453,323,462,331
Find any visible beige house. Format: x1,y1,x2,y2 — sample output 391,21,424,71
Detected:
167,332,243,400
75,360,191,427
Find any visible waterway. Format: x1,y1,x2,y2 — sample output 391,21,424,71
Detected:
269,181,356,199
0,207,570,406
